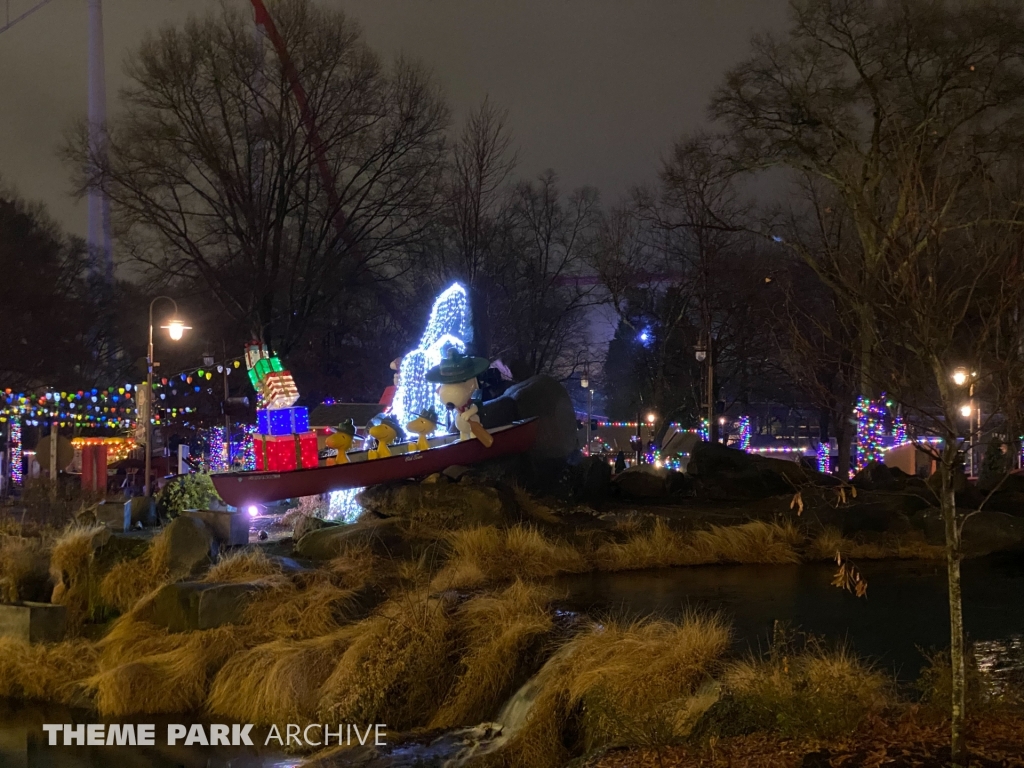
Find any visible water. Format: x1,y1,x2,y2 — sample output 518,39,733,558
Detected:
4,557,1024,767
554,555,1024,684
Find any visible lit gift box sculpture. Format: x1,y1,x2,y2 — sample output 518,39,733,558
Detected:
246,341,317,472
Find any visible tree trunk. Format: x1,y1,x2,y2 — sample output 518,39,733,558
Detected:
837,415,853,480
941,448,969,767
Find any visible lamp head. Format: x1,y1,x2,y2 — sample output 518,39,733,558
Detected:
646,412,656,424
960,403,972,418
162,319,190,341
952,368,968,387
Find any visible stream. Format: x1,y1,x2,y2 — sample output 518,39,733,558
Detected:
3,556,1023,767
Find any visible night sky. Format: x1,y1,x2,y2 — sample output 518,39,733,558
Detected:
0,0,788,244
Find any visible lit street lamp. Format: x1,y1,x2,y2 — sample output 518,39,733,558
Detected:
581,367,593,456
146,297,189,496
952,367,979,476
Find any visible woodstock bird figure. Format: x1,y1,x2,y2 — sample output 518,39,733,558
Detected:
425,349,494,447
405,408,439,452
367,415,403,460
325,419,356,465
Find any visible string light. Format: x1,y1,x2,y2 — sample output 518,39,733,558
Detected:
892,414,907,444
817,442,830,474
699,418,709,443
243,425,256,471
392,283,471,430
210,426,228,473
328,488,363,524
738,416,751,450
10,418,21,486
854,396,887,476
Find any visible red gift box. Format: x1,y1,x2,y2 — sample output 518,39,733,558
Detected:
255,432,319,472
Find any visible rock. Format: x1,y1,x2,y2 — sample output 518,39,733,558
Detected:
160,515,215,579
442,465,471,481
293,514,337,542
612,466,669,498
134,581,268,632
357,483,513,528
480,374,579,462
95,501,131,533
851,461,906,491
295,517,434,561
0,602,66,643
182,509,250,547
128,496,158,527
573,456,611,500
688,442,809,500
961,511,1024,557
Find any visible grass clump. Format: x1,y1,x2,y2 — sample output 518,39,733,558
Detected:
318,590,456,730
595,520,801,571
807,527,944,561
208,629,358,727
0,535,51,602
432,525,587,590
711,641,890,739
202,548,284,584
494,614,730,768
88,623,253,717
49,524,110,632
689,521,801,565
0,637,98,706
431,580,555,729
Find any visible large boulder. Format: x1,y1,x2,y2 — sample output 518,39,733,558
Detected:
134,581,268,632
358,482,512,528
687,442,811,500
612,466,669,499
480,374,578,462
160,515,216,579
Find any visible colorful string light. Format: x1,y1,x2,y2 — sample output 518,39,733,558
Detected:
9,418,21,486
853,396,887,476
738,416,751,450
817,442,830,474
209,426,228,473
242,424,256,471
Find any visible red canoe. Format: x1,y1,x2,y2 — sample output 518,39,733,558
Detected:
211,419,538,507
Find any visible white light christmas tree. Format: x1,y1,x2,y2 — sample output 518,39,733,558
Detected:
327,283,473,524
391,283,472,431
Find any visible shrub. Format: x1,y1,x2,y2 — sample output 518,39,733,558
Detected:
156,473,218,519
707,639,890,740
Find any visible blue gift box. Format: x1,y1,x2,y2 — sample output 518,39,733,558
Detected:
257,406,309,436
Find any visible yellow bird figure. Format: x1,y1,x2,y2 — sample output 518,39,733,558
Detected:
325,419,356,465
367,414,403,460
405,408,439,452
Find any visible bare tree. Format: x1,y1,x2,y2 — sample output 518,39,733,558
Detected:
711,0,1024,400
67,0,449,356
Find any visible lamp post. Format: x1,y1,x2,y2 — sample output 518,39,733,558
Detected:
581,369,592,456
952,368,978,477
146,297,189,497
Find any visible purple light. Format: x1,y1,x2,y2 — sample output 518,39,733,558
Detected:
247,505,259,517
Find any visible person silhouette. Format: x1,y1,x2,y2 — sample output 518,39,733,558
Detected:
614,450,627,473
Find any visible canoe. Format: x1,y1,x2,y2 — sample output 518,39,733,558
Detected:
211,418,538,507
